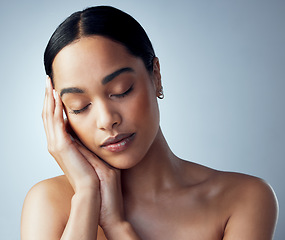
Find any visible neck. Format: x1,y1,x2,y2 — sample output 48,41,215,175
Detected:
121,127,182,200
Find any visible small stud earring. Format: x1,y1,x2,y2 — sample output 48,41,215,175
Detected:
158,86,164,99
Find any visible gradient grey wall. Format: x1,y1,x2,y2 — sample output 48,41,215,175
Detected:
0,0,284,239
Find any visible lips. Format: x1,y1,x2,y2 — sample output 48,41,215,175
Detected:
101,133,135,152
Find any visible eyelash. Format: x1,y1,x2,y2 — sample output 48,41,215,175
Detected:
69,85,134,115
112,85,134,98
69,103,91,115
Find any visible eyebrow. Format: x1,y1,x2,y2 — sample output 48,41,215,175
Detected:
60,67,134,97
60,87,84,97
102,67,134,85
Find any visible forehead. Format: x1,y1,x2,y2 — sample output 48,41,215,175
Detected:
52,36,142,89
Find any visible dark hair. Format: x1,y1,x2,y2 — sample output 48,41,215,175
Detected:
44,6,156,84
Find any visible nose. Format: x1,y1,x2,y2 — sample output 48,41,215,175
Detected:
95,101,121,131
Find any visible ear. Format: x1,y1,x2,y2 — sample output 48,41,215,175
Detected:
152,57,162,97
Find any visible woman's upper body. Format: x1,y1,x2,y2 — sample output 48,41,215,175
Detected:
22,150,278,239
21,6,278,240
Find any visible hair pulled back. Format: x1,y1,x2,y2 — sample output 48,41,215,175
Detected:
44,6,156,83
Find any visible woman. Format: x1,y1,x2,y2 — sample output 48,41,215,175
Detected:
21,6,278,240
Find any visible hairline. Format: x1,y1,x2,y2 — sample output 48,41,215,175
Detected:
50,35,154,87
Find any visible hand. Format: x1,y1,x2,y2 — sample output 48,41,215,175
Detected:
74,141,125,231
75,144,140,239
42,77,126,233
42,76,100,193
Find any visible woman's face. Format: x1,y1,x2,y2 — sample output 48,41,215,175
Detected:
52,36,161,169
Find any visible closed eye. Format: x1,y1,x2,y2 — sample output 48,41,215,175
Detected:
69,103,91,115
111,85,134,98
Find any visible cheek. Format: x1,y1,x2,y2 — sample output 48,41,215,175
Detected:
67,116,94,146
127,84,159,129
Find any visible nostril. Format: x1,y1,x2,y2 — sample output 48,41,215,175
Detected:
112,121,118,128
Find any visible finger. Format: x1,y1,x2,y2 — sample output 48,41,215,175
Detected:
42,77,51,141
44,76,56,149
75,139,113,168
54,90,64,123
42,76,49,119
42,81,48,126
74,141,108,171
46,76,55,117
74,141,121,186
53,91,73,145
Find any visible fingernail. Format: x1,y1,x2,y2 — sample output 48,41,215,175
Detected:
46,76,49,88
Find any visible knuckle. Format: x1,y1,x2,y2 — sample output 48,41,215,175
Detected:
46,110,51,118
41,110,46,120
42,115,47,124
47,144,55,155
47,140,66,155
47,141,57,153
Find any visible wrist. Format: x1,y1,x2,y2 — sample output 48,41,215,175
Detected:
103,221,140,240
73,179,100,195
72,188,100,204
62,186,100,239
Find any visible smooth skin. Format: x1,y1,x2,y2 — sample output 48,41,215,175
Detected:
21,36,278,240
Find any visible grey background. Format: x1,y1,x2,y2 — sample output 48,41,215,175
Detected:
0,0,284,239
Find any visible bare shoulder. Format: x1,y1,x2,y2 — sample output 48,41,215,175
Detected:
23,175,74,213
21,175,74,240
215,171,278,214
218,171,279,239
30,174,73,195
180,160,278,239
218,170,277,195
181,160,278,209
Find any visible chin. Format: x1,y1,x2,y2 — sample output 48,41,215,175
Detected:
93,136,155,170
104,154,142,170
